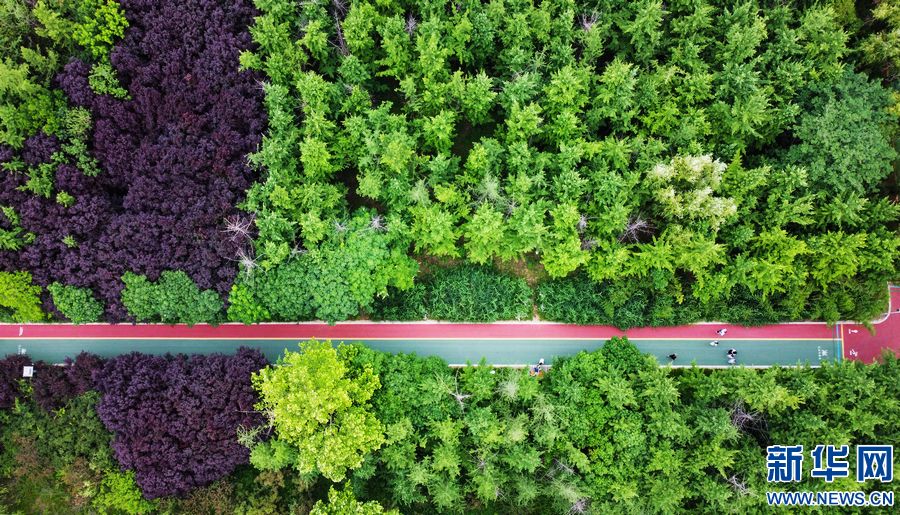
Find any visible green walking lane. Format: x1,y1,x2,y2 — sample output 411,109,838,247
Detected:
1,336,841,367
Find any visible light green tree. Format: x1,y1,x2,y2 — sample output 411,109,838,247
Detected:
251,340,385,482
311,486,399,515
541,203,588,277
460,71,497,125
410,204,460,258
806,231,866,290
0,271,44,322
505,101,543,143
463,204,505,264
591,58,638,132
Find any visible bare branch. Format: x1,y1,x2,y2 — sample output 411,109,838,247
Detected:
290,243,307,259
569,498,591,515
331,0,348,17
444,376,471,409
618,214,654,243
236,247,259,277
369,214,387,232
450,388,471,408
554,459,576,476
727,475,750,495
580,12,599,31
576,214,589,233
222,215,253,243
730,401,758,432
332,16,349,57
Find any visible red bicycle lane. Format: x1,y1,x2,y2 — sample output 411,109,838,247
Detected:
1,286,897,365
841,286,900,364
0,318,836,340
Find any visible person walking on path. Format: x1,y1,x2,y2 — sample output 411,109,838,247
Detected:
717,328,728,336
726,348,737,365
668,353,678,361
710,340,719,346
530,358,545,376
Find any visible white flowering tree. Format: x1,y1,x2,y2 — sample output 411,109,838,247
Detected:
645,155,738,232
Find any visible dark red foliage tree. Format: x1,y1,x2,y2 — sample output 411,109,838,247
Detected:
21,132,60,166
65,351,105,393
0,0,266,320
0,354,32,409
31,352,106,411
32,363,74,411
93,348,267,498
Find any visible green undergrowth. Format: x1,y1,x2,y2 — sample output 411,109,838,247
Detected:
372,264,533,322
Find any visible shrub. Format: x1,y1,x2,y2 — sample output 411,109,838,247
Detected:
229,211,418,323
537,274,609,326
0,389,117,511
121,271,224,324
163,479,236,515
228,260,313,323
35,391,114,470
72,0,129,60
373,265,532,322
48,282,104,323
538,273,804,328
92,470,156,515
370,283,428,321
598,336,649,375
94,348,267,498
427,265,533,322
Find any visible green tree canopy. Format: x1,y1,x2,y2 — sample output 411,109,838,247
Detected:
251,340,385,482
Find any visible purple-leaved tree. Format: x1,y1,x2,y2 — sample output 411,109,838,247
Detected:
0,0,266,320
32,352,106,411
94,348,267,498
0,354,32,409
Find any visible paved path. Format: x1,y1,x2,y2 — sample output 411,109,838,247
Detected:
838,285,900,364
1,286,897,367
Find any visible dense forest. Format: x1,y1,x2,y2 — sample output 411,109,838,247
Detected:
2,339,899,513
0,0,898,326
